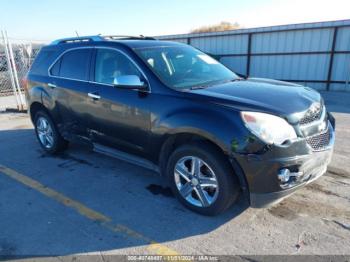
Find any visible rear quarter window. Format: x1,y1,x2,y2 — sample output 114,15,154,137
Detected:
29,48,58,76
50,59,61,76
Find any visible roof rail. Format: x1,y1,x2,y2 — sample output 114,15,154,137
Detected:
50,35,104,45
50,35,157,45
103,35,156,40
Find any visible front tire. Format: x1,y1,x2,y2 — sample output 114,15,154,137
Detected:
166,142,240,216
34,111,68,154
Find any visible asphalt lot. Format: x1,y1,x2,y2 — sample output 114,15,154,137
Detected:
0,91,349,258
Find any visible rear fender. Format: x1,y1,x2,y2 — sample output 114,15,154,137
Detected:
27,84,60,123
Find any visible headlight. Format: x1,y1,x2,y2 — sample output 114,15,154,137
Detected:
241,111,297,145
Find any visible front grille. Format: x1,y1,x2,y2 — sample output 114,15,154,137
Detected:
305,126,331,151
299,104,323,125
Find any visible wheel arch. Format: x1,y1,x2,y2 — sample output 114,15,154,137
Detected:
158,131,249,197
29,102,51,123
27,83,55,121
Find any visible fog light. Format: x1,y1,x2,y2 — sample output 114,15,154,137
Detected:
278,168,304,189
278,168,291,183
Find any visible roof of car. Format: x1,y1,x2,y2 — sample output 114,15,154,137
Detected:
114,40,185,49
49,35,185,49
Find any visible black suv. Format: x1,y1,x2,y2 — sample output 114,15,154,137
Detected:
26,35,335,215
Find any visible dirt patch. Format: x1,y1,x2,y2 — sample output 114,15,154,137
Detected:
268,197,350,221
326,167,349,179
268,201,300,220
305,183,350,201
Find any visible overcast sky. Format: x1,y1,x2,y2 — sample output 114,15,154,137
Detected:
1,0,349,42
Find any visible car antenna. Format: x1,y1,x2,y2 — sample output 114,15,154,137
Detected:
75,30,80,37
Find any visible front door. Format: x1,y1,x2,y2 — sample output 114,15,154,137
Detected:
87,48,151,157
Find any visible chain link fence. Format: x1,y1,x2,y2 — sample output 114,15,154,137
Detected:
0,31,45,111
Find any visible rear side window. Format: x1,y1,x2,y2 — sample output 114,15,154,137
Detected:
50,59,61,76
51,49,91,81
30,49,58,75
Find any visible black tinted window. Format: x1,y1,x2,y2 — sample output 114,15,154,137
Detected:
30,49,58,75
50,59,61,76
59,49,91,80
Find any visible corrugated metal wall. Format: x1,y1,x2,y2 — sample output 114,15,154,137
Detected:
157,20,350,92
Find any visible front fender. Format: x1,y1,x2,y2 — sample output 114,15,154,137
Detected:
153,106,255,197
153,106,252,155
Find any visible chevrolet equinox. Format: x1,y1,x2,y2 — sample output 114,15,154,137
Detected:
25,35,335,215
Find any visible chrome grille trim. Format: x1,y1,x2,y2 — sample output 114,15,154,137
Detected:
305,124,331,151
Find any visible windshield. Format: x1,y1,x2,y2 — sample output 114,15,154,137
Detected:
134,45,239,89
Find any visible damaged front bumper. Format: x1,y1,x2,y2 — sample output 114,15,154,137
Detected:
233,121,335,208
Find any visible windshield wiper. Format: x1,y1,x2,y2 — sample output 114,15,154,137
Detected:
189,78,245,90
226,77,245,83
189,80,219,90
190,85,209,90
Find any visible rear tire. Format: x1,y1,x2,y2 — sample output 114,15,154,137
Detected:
166,142,240,216
34,111,68,154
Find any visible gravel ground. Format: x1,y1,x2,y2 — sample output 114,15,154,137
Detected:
0,91,349,258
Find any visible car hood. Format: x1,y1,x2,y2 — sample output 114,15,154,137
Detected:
188,78,322,123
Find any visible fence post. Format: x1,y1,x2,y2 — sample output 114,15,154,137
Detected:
347,61,350,91
246,33,252,77
326,27,338,91
5,30,26,110
1,30,21,110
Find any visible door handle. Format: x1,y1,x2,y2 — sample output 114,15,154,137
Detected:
48,83,57,88
88,92,101,100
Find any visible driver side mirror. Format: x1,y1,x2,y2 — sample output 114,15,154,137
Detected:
113,75,148,91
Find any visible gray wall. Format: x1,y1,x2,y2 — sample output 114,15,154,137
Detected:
157,20,350,92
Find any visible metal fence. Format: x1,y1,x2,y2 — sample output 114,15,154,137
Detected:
0,19,349,111
157,19,350,92
0,30,43,111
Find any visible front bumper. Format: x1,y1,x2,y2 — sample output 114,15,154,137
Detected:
234,121,335,208
249,150,331,207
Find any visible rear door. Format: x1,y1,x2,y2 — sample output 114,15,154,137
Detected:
48,48,93,136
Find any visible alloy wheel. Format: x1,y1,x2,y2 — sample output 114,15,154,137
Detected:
36,116,54,149
174,156,219,207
